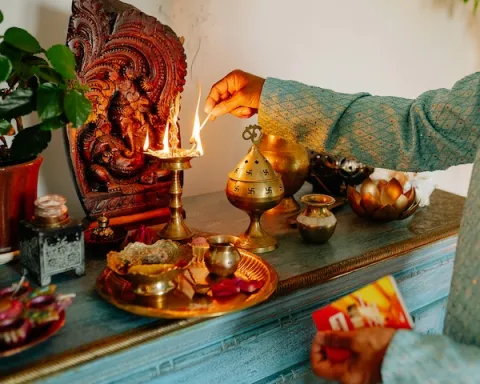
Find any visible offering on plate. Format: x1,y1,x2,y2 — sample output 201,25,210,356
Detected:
106,240,194,296
190,236,209,262
209,278,264,299
126,225,159,246
97,243,278,319
0,279,74,351
107,240,184,275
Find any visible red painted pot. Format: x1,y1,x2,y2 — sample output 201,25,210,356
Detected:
0,156,43,253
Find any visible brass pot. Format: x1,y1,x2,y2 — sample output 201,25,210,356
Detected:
0,156,43,254
205,235,241,277
296,194,337,244
257,134,309,215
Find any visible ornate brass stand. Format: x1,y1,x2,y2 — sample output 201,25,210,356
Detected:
156,157,195,241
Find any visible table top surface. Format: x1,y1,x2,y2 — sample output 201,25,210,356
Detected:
0,186,464,380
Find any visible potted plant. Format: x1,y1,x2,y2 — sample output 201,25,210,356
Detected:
0,9,92,256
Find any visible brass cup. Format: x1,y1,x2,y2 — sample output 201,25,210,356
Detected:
124,269,181,296
297,194,337,244
205,235,241,277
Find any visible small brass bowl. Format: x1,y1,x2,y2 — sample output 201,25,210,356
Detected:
125,268,181,296
205,235,241,277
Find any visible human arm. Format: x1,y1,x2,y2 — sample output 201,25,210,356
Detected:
381,330,480,383
312,328,480,384
310,328,480,384
205,70,480,172
259,74,480,172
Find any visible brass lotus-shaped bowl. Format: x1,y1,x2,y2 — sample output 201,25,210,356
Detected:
347,177,420,222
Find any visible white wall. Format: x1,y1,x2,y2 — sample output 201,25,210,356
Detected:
0,0,478,218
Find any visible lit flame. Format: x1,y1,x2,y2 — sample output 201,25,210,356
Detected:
142,86,209,158
162,121,170,154
189,84,204,156
143,130,150,151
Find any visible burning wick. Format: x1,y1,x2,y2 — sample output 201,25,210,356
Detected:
143,130,150,151
143,85,210,158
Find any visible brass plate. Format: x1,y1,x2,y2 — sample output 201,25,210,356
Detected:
96,249,278,318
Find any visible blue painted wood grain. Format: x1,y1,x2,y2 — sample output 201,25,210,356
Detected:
30,238,456,384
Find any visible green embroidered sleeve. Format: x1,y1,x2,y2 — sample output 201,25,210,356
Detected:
258,73,480,172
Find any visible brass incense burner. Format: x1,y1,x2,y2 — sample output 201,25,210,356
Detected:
226,126,284,253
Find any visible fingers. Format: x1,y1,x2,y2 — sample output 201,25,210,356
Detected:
316,331,356,350
311,332,352,382
204,70,263,120
210,92,246,117
204,78,230,114
231,107,256,118
204,96,220,116
204,70,241,114
310,346,349,382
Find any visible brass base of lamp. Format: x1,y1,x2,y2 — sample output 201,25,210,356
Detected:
265,196,301,215
158,220,195,242
156,157,195,242
236,212,278,254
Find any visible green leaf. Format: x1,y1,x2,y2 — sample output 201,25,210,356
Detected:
32,66,63,84
37,83,63,120
0,54,12,82
46,45,76,80
13,55,50,82
0,45,32,81
10,124,51,161
40,116,66,131
0,41,22,73
0,119,12,135
63,89,91,128
0,87,35,120
23,56,49,67
4,27,43,54
0,11,4,24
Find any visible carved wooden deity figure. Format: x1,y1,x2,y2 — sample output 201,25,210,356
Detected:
64,0,187,225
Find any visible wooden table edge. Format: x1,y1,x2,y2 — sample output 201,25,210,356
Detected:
1,223,460,384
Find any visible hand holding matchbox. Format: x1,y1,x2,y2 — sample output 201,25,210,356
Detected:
312,276,414,362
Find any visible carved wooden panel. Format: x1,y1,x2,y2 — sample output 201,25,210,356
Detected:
64,0,187,224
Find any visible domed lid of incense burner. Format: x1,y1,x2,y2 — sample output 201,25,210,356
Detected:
228,125,281,183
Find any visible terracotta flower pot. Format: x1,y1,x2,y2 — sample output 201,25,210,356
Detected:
0,156,43,253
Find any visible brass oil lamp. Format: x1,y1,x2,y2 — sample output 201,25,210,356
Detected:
226,126,284,253
144,92,210,242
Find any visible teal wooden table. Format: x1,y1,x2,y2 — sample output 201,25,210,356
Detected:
0,187,464,384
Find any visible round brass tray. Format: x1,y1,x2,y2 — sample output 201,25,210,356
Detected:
96,249,278,318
